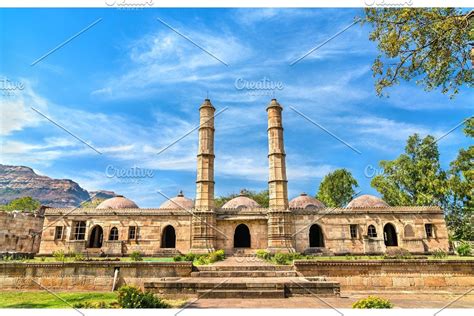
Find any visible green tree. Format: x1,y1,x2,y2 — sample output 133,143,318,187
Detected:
364,8,473,97
1,196,41,212
215,189,269,208
447,117,473,240
80,198,106,208
370,134,448,206
316,169,359,207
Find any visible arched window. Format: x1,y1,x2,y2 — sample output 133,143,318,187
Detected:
404,224,415,238
109,227,119,241
88,225,103,248
383,223,398,246
368,225,377,238
234,224,251,248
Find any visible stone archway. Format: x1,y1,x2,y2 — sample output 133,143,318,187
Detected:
88,225,103,248
384,223,398,246
161,225,176,248
234,224,251,248
309,224,325,247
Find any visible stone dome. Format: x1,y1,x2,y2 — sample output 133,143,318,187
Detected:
221,191,261,209
96,195,139,209
159,191,194,209
289,193,325,209
346,194,389,208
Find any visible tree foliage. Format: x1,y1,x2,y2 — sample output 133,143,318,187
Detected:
214,189,269,208
446,117,473,240
316,169,359,207
0,196,41,212
80,198,106,208
364,8,473,97
370,134,448,206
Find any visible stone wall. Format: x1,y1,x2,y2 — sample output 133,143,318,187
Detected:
292,207,449,254
294,260,474,292
0,261,193,291
0,210,44,254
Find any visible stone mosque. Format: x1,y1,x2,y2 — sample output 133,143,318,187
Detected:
38,99,450,256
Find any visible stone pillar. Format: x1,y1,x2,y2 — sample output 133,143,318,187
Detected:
191,99,216,253
266,99,295,253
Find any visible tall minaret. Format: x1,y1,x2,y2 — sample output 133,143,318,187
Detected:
267,98,289,210
195,98,215,211
266,99,294,253
191,98,216,253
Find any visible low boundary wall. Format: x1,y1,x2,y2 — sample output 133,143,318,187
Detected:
294,260,474,292
0,261,193,291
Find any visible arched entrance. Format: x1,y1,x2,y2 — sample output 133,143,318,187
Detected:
88,225,103,248
234,224,251,248
384,223,398,246
309,224,325,247
161,225,176,248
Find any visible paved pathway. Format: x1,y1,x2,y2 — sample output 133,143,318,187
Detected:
187,292,474,308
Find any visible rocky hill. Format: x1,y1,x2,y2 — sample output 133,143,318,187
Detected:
0,164,117,207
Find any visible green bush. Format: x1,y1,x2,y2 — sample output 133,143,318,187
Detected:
256,249,271,260
456,242,472,257
73,301,117,309
173,255,184,262
52,250,66,262
117,286,169,308
208,249,225,263
184,253,196,261
130,251,143,261
352,296,393,309
432,249,448,259
74,253,85,261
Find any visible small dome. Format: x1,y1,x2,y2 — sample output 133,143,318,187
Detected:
221,191,260,209
289,193,325,209
96,195,139,209
347,194,389,208
159,191,194,209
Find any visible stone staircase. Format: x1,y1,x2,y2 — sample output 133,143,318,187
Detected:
144,257,340,299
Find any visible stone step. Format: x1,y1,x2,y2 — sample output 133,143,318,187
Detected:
197,265,294,271
191,270,298,277
197,289,285,299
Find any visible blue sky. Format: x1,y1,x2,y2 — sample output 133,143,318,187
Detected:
1,8,472,207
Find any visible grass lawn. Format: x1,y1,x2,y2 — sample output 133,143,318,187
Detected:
0,291,187,309
0,291,117,308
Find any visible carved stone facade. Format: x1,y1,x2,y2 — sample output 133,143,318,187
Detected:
37,98,450,256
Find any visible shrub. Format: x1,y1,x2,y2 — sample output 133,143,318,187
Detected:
352,296,393,309
256,249,271,260
456,242,472,257
208,249,225,263
184,253,196,261
173,255,184,262
53,250,66,262
130,251,143,261
432,249,448,259
74,253,85,261
117,285,169,308
273,253,290,265
73,301,116,309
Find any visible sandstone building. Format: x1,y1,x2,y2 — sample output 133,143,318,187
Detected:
38,99,449,256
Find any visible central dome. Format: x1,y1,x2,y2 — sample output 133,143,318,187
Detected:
96,195,139,209
289,193,325,209
346,194,389,208
159,191,194,209
221,191,260,209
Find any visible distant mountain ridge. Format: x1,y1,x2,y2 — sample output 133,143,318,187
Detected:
0,164,117,207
